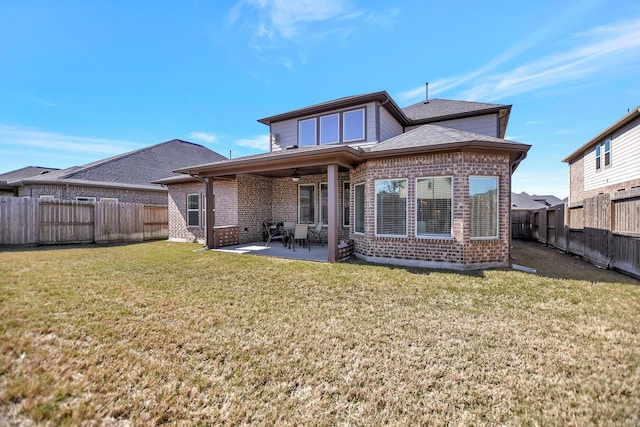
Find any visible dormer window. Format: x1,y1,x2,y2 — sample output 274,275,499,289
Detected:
297,107,366,146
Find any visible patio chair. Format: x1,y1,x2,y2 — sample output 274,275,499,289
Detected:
308,222,324,246
263,221,286,247
291,223,310,251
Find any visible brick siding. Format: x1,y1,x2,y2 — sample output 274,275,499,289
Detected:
18,184,166,205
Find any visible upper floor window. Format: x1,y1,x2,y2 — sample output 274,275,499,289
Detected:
320,114,339,145
343,108,365,142
297,107,366,146
596,138,611,171
299,118,316,146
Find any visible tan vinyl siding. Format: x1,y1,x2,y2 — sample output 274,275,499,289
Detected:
585,117,640,192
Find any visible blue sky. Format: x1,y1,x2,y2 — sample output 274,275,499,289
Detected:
1,0,639,198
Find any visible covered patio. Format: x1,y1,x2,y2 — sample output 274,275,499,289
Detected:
208,240,337,262
175,145,363,263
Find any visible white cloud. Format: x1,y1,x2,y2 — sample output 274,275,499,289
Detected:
0,124,140,157
188,131,218,144
235,134,270,150
459,18,640,102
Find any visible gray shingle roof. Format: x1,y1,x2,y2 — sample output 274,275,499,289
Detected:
12,139,227,188
402,98,510,122
365,124,520,152
0,166,59,181
511,192,547,209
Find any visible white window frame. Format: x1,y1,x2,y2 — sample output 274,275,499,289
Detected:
75,196,96,203
604,138,611,167
595,144,601,170
469,175,499,240
415,176,453,238
320,113,339,145
298,183,315,224
39,195,55,201
298,118,317,147
343,108,365,142
100,197,118,203
319,182,328,225
187,193,200,227
342,181,350,227
374,178,408,237
354,182,365,234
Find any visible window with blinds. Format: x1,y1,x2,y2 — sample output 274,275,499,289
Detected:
375,179,407,236
354,183,365,233
469,176,498,238
416,177,452,236
320,183,328,225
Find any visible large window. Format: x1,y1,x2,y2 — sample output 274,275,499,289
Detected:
320,114,339,144
469,176,498,238
343,182,350,227
320,183,328,225
187,194,200,227
354,183,365,233
343,108,365,142
375,179,407,236
416,177,452,236
298,184,315,223
298,118,316,146
297,108,366,146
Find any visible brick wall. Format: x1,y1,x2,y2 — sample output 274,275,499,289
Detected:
349,150,511,269
167,180,238,243
18,184,166,205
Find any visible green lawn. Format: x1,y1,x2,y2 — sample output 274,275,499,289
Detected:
1,241,639,425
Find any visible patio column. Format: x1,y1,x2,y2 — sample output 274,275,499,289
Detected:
327,164,338,262
204,177,215,249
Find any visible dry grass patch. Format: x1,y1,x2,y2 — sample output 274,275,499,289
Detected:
1,241,639,425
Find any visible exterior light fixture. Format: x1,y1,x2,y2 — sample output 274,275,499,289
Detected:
291,169,300,182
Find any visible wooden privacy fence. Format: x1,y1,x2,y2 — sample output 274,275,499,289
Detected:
0,197,168,246
511,189,640,279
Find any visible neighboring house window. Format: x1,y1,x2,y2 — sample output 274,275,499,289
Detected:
595,139,612,171
416,177,452,236
469,176,498,239
39,195,54,201
76,196,96,203
343,108,365,142
320,183,328,225
298,184,315,223
375,179,407,236
354,183,365,233
299,118,316,146
187,194,200,227
320,114,339,145
101,197,118,203
343,181,350,227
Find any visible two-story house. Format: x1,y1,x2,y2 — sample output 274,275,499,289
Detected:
563,105,640,205
160,90,530,270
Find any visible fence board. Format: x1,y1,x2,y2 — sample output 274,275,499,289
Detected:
512,191,639,279
0,197,168,247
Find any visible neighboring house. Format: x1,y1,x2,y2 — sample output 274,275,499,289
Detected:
1,139,226,205
159,91,530,270
564,105,640,205
511,192,564,209
0,166,60,197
